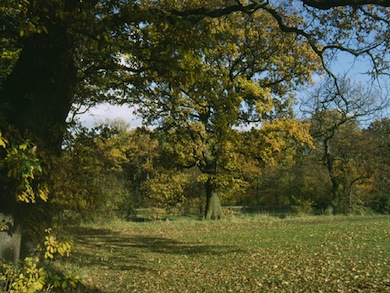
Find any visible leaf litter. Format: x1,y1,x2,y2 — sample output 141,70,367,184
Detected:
62,216,390,292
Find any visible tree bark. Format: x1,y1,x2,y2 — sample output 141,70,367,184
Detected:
0,214,22,265
0,25,78,263
0,29,77,151
204,179,224,220
326,176,340,215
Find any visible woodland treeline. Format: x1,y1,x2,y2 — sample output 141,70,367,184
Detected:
63,108,390,220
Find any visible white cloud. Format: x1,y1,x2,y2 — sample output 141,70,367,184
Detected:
74,103,143,128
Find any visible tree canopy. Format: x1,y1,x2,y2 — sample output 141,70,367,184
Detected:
1,1,389,131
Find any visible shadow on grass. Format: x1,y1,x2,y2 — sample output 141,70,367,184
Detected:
68,226,242,271
65,225,245,291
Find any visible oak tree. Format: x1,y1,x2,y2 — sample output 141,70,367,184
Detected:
135,9,320,219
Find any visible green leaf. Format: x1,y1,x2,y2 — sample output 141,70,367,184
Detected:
0,134,7,148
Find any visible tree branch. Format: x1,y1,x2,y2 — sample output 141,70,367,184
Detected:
301,0,390,10
170,1,269,21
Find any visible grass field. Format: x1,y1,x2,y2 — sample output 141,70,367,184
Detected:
61,215,390,292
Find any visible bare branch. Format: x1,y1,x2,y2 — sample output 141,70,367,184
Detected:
301,0,390,10
170,1,268,20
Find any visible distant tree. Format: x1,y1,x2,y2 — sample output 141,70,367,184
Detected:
304,77,387,214
141,170,188,213
240,119,315,209
121,127,159,209
55,120,132,220
365,119,390,213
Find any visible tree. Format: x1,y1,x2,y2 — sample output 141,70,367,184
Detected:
1,0,389,260
304,77,387,214
120,127,205,216
1,0,388,153
57,120,132,219
134,10,320,219
122,127,159,210
240,119,315,210
365,118,390,213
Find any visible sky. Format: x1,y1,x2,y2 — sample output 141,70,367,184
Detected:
76,103,143,129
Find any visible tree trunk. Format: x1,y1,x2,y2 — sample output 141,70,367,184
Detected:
0,30,77,151
204,180,224,220
326,176,340,215
0,214,22,265
0,25,78,263
324,139,341,215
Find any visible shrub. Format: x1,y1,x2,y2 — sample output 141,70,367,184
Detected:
0,228,79,292
291,195,315,215
222,208,234,216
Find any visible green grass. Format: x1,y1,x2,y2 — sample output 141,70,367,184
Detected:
60,215,390,292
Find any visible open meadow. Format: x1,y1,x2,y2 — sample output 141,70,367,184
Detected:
61,215,390,292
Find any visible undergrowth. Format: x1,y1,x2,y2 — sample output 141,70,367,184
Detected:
0,228,79,293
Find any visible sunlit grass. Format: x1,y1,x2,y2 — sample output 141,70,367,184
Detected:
61,215,390,292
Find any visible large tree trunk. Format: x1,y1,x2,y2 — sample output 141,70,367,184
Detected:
0,31,77,150
0,25,78,263
204,179,224,220
0,214,22,265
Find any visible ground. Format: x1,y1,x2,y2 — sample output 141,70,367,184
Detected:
59,215,390,292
